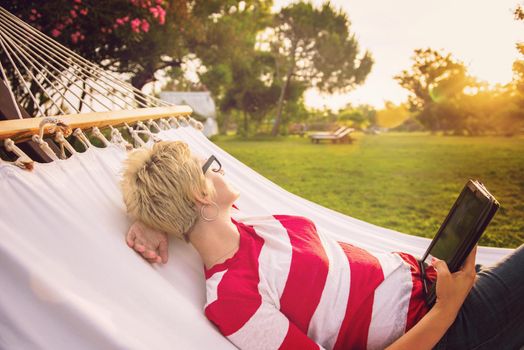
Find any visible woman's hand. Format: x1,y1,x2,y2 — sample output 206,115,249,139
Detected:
431,245,478,316
126,221,169,264
385,246,478,350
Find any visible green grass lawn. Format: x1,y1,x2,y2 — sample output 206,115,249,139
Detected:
212,132,524,248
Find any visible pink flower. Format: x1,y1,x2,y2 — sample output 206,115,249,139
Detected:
29,15,36,21
123,16,129,22
140,19,150,32
155,0,162,4
130,18,141,33
74,0,82,3
51,29,61,37
116,18,125,25
158,7,166,25
56,23,65,30
80,8,88,15
30,8,42,18
101,27,107,33
70,10,77,18
149,6,159,18
70,31,82,43
65,17,73,25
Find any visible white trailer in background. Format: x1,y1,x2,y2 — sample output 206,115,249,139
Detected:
160,91,218,137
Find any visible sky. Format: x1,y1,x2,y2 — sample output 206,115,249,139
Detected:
274,0,524,110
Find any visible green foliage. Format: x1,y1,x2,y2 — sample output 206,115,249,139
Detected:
376,102,410,128
268,2,373,135
169,1,278,136
3,0,188,91
395,48,523,135
338,104,376,129
511,3,524,133
395,48,472,131
213,133,524,248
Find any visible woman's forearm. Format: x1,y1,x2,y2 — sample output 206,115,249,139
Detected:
385,305,458,350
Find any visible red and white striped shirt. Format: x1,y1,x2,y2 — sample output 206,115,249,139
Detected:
204,212,436,350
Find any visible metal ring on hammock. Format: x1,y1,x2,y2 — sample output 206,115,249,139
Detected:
38,117,72,140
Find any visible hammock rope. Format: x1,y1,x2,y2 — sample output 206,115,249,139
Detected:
0,34,48,117
0,13,129,112
0,32,66,115
0,52,23,119
0,6,171,114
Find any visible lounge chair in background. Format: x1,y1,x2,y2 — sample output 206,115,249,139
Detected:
309,127,354,144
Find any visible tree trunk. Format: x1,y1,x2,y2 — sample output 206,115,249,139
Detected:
271,41,297,137
220,112,229,135
272,68,293,136
243,111,248,136
131,68,155,106
78,80,87,112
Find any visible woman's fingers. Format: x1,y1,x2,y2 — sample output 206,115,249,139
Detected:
143,249,158,259
126,228,136,248
158,239,169,264
134,242,146,253
431,258,451,278
126,222,169,265
145,256,158,264
462,245,477,273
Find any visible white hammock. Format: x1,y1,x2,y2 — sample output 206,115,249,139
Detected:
0,125,514,350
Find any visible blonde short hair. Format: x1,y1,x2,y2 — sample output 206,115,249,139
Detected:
120,141,215,242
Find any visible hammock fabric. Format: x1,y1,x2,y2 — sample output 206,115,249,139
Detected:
0,126,514,350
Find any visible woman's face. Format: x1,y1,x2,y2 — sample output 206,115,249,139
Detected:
197,155,240,208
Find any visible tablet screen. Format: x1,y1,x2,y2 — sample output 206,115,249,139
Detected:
423,188,486,268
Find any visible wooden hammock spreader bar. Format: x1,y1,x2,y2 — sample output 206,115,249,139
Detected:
0,105,193,142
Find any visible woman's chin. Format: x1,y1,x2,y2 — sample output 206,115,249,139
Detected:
233,190,240,201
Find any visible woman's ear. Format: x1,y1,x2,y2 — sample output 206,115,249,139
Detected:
193,189,210,206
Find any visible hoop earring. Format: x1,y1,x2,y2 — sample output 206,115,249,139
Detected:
200,202,219,221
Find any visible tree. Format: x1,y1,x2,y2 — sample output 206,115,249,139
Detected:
2,0,274,115
3,1,176,86
394,48,476,132
514,4,524,94
338,104,376,129
163,1,278,135
195,1,275,135
267,2,372,136
375,102,410,129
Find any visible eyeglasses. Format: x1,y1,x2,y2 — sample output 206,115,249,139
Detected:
202,155,222,174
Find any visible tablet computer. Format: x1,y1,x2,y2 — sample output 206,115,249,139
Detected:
418,179,499,307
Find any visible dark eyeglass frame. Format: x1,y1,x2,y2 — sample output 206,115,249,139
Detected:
202,155,222,174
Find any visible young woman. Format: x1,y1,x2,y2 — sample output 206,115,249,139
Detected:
120,141,524,350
